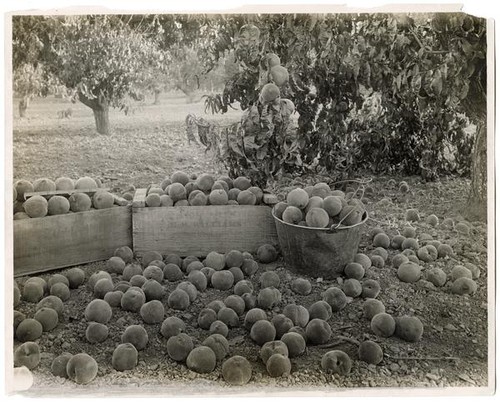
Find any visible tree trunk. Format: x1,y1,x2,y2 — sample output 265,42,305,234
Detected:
176,83,197,104
92,104,110,135
153,89,161,105
18,96,30,118
186,92,196,104
464,122,487,222
78,92,110,134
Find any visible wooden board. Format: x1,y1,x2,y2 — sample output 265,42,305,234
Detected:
132,188,147,208
14,206,132,277
133,205,278,257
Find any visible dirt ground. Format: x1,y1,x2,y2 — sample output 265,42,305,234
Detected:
12,93,241,189
9,95,492,396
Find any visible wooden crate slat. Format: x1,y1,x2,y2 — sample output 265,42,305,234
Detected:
14,206,132,277
133,205,278,257
132,188,147,208
113,194,130,206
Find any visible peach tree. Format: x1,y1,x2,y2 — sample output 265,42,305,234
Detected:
12,16,60,117
13,15,167,134
52,16,167,134
202,13,486,194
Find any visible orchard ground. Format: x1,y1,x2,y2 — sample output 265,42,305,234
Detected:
11,93,490,394
13,92,241,188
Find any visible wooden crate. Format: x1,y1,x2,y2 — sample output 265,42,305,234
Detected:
132,189,278,257
14,206,132,277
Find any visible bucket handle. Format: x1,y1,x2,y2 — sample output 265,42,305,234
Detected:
327,210,368,233
272,206,368,232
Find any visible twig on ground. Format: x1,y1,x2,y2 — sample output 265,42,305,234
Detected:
385,354,460,361
334,325,354,331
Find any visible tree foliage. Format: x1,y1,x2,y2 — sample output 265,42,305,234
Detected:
13,63,54,99
52,16,166,109
201,13,486,182
12,15,168,131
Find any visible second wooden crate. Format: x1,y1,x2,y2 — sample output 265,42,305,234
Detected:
132,189,278,257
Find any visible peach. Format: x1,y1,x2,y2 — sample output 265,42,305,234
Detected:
344,262,365,280
395,316,424,342
140,300,165,324
121,324,149,351
256,244,278,263
112,343,138,371
260,271,280,288
166,333,193,362
224,295,246,316
225,250,244,268
451,278,477,295
202,334,230,361
186,346,217,374
282,205,303,224
358,340,383,365
188,270,207,291
34,307,58,332
373,233,390,248
93,278,113,299
14,342,40,369
450,265,473,282
280,332,306,358
160,316,185,340
425,267,447,287
273,202,288,219
391,235,406,249
51,353,72,378
142,279,165,301
370,313,395,337
104,290,123,307
397,262,422,283
114,246,133,263
271,314,294,338
176,281,198,302
343,279,362,298
217,307,240,328
354,253,372,270
228,267,244,283
222,356,252,385
244,308,267,330
163,263,184,282
241,259,259,276
361,279,381,299
283,304,309,327
250,320,276,345
266,354,291,377
291,278,312,295
85,322,109,343
363,299,385,320
305,319,331,345
257,287,282,310
287,188,309,209
198,308,218,330
66,353,98,384
168,289,190,310
210,320,229,337
322,287,347,311
85,299,112,323
308,300,332,321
